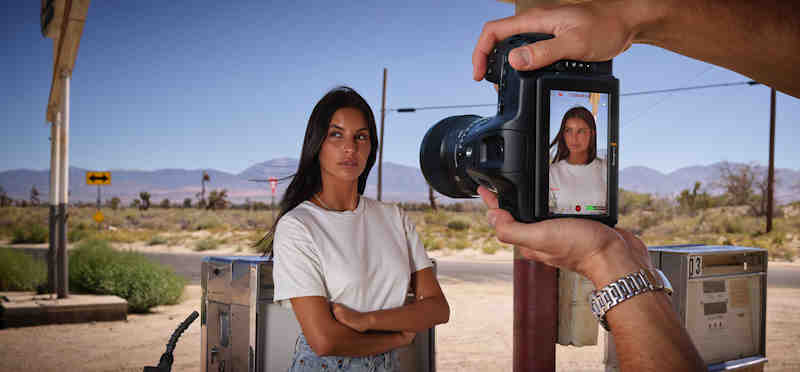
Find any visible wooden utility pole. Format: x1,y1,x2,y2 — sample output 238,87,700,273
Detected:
767,88,776,232
378,68,387,201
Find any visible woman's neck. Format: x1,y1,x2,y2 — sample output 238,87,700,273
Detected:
314,180,360,211
566,152,589,165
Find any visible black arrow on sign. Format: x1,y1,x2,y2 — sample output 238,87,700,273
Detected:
90,175,109,182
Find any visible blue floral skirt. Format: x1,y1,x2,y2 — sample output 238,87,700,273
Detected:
288,333,400,372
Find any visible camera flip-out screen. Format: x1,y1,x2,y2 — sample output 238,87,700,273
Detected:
546,90,610,217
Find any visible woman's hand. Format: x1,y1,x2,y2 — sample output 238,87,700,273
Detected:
332,303,370,333
400,331,416,346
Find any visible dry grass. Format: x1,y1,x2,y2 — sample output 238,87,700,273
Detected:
0,204,795,261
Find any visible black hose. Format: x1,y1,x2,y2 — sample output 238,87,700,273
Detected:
143,310,199,372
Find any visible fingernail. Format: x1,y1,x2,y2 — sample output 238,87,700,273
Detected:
510,49,531,67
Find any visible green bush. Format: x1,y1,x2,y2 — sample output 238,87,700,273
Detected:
68,227,92,243
0,247,47,291
447,219,471,231
452,238,470,250
11,224,48,244
194,238,220,251
69,239,186,313
148,235,168,246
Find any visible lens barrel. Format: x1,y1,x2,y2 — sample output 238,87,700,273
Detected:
419,115,482,198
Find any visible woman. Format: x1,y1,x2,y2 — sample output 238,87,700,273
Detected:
265,86,450,372
548,106,607,215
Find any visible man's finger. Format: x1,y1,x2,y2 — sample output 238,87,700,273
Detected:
477,186,499,209
472,11,548,80
508,37,566,71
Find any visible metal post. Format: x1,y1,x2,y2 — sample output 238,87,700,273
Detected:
767,88,775,232
57,69,70,298
511,1,559,370
378,68,387,201
48,113,61,295
514,249,558,371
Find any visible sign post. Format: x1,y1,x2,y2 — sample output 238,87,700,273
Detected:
86,171,110,229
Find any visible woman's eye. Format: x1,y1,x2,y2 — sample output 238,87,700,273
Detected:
357,134,369,141
329,132,342,138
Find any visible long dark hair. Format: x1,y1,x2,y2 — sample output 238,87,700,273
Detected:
258,86,378,255
549,106,597,164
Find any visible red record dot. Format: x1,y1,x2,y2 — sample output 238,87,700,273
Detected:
575,205,581,212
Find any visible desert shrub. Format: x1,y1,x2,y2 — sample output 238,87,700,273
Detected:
148,235,168,246
482,240,500,255
67,226,92,243
452,238,470,250
423,210,449,226
69,239,186,313
11,224,48,244
193,215,223,231
194,238,220,251
0,247,47,291
447,219,471,231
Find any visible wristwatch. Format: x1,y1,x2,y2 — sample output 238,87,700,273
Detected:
590,268,673,331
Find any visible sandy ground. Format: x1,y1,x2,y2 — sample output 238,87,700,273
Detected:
1,244,798,371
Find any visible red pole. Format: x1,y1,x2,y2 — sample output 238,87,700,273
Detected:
514,249,558,371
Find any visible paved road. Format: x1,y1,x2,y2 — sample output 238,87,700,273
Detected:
13,247,800,289
142,252,800,290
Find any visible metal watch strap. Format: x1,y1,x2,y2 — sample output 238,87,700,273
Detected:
590,268,669,331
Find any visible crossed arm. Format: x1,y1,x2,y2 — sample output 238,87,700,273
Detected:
289,267,450,357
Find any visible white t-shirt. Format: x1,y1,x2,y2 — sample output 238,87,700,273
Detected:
549,158,607,215
272,196,433,313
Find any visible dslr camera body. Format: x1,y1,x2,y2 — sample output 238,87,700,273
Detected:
420,33,619,226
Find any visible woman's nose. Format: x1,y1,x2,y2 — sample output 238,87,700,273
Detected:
343,140,356,153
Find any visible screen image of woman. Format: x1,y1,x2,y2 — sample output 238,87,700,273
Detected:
264,86,450,372
548,103,608,215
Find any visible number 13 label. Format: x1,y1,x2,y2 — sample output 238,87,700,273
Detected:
688,255,703,279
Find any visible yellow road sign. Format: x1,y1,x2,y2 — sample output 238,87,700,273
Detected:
86,171,111,185
93,211,104,223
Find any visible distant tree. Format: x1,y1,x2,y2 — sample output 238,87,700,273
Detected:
716,162,778,216
16,200,29,208
0,185,12,207
207,189,229,210
139,191,151,211
160,198,171,209
30,185,40,206
196,171,210,208
676,181,716,216
183,198,192,208
109,196,121,210
619,189,655,215
130,199,141,209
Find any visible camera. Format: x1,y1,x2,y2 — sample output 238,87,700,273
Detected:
419,33,619,226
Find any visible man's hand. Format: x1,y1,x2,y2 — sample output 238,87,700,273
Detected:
332,303,370,333
477,186,651,288
472,2,642,81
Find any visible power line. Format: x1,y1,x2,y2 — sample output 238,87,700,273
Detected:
389,80,760,113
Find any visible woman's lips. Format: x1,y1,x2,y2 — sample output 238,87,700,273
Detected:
339,159,359,167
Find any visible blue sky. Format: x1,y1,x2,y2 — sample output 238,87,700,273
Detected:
3,1,799,176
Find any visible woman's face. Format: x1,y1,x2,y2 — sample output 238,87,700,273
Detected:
318,107,372,185
563,117,593,155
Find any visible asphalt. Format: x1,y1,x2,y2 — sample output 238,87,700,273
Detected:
11,247,800,289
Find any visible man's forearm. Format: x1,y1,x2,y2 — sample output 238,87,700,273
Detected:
365,296,450,333
626,0,800,97
607,291,706,372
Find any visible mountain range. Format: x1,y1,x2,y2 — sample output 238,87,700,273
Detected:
1,158,798,205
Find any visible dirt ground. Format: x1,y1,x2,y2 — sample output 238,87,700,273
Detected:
1,246,798,372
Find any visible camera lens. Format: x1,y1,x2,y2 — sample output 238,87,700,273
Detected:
419,115,482,198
